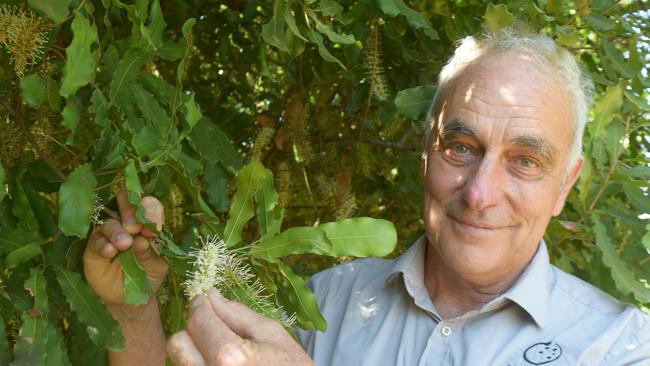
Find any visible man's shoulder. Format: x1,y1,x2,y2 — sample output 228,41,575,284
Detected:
308,257,394,299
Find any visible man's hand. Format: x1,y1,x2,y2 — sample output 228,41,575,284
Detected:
167,288,314,366
84,190,169,365
84,190,168,305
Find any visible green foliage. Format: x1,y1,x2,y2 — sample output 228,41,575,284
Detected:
0,0,649,363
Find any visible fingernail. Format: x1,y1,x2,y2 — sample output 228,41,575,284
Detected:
207,288,224,304
116,233,131,242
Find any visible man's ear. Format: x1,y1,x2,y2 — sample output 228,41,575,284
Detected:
552,157,584,216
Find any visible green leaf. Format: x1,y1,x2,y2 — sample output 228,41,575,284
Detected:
140,0,166,51
55,267,125,351
184,92,202,129
93,126,126,171
284,7,308,41
187,118,242,174
61,96,82,133
176,18,196,86
12,268,49,366
605,120,625,162
378,0,437,39
394,85,435,119
44,322,72,366
319,0,343,16
109,48,154,108
377,0,399,16
125,160,154,230
622,182,650,214
589,84,623,139
601,38,636,79
133,84,170,126
273,261,327,331
118,247,154,305
58,164,96,238
6,243,41,269
20,74,47,107
27,0,71,24
315,22,355,44
318,217,397,257
262,0,290,52
204,162,230,213
250,227,332,259
592,216,650,303
132,124,164,157
12,312,48,366
255,169,284,241
60,12,99,98
224,161,267,247
0,164,5,203
624,91,650,111
12,183,39,232
307,30,345,69
483,3,515,33
0,228,41,255
584,13,616,32
556,26,581,48
642,224,650,252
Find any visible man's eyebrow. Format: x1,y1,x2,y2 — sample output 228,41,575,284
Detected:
511,135,556,163
439,119,478,140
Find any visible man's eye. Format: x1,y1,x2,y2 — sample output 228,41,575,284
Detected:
450,144,470,154
517,157,539,169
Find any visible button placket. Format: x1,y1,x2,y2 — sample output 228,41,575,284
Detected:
441,325,452,336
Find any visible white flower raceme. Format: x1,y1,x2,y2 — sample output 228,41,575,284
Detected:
184,235,228,300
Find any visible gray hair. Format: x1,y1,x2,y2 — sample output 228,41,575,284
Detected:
424,28,594,167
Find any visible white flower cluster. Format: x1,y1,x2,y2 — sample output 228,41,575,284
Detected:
184,235,228,300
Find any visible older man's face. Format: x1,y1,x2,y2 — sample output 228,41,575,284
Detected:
423,53,583,283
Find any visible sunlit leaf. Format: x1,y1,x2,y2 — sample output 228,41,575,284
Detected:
224,161,267,247
483,3,515,33
255,168,284,241
318,217,397,257
601,38,636,79
250,226,332,259
589,84,623,139
183,92,202,129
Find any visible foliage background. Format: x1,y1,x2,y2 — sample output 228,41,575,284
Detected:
0,0,649,364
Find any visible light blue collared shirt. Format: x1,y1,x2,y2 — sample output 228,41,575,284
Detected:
297,236,650,365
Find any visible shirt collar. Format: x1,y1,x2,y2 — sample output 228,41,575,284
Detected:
383,235,552,327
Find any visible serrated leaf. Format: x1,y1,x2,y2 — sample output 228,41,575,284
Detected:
55,268,124,351
255,169,284,241
61,96,81,133
60,12,98,98
93,126,126,171
589,84,622,139
140,0,166,51
6,243,41,269
592,216,650,303
187,118,242,174
307,30,345,69
109,48,154,108
58,164,96,238
224,161,267,247
484,3,514,33
12,268,49,366
601,38,636,79
27,0,71,24
184,92,202,129
319,0,343,16
318,217,397,257
250,227,332,259
394,85,435,119
273,261,326,331
44,322,72,366
262,0,290,52
20,74,47,107
118,247,154,305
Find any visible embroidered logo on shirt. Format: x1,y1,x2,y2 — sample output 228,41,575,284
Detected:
522,342,563,365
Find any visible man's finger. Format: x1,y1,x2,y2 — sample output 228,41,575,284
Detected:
140,196,164,238
166,330,207,366
207,288,283,342
116,189,142,234
99,219,133,251
186,294,249,364
86,229,117,258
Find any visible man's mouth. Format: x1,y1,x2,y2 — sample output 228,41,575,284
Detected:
448,215,503,231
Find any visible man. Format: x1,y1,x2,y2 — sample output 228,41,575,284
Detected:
85,30,650,365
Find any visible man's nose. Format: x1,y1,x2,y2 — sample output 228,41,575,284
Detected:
460,158,505,211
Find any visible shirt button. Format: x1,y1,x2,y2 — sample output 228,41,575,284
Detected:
441,326,452,336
